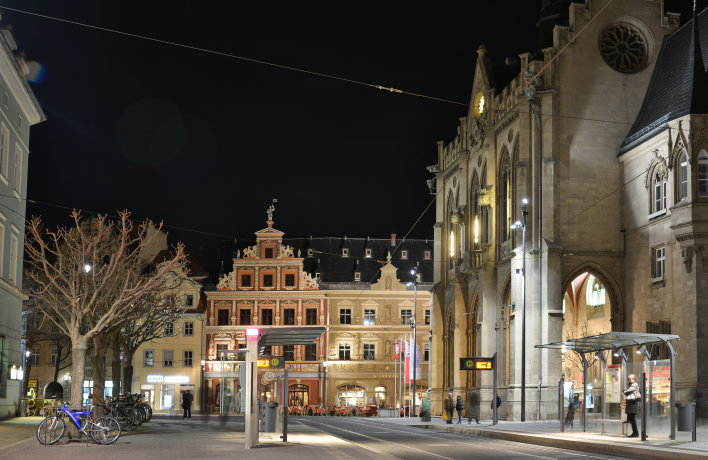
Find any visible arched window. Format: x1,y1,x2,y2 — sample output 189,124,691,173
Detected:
652,170,667,213
678,152,688,201
499,153,511,243
586,275,606,306
698,150,708,197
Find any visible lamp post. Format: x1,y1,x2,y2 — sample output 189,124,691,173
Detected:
408,263,419,418
512,198,528,421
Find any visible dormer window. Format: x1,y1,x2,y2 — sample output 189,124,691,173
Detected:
424,250,431,260
365,248,372,258
265,247,274,258
307,248,313,257
400,250,408,259
354,272,361,281
416,273,422,283
342,248,349,257
315,272,321,279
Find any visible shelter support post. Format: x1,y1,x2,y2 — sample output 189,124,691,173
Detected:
641,373,647,441
579,353,589,433
282,369,288,443
559,378,564,433
245,335,258,449
493,353,498,425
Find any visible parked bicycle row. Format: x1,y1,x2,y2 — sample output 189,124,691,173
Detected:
36,393,153,446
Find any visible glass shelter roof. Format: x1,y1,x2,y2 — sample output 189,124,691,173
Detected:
535,332,680,354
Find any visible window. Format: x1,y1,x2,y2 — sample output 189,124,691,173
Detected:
424,344,430,361
283,345,295,361
653,246,666,280
165,322,174,336
646,320,671,359
424,250,431,260
416,273,422,283
400,250,408,259
8,233,17,283
401,309,412,325
30,348,39,366
184,321,194,336
338,343,351,360
163,350,174,367
239,309,251,325
265,247,274,258
0,336,5,397
263,274,274,287
342,248,349,257
216,343,227,359
699,150,708,196
261,309,273,325
183,350,193,367
304,343,317,361
363,309,375,325
500,162,511,242
261,345,272,356
339,308,351,325
13,144,21,193
283,308,295,325
678,153,688,201
425,310,430,325
354,272,361,281
50,348,58,365
305,308,317,325
217,308,230,326
307,248,313,257
0,123,8,178
241,274,252,287
365,248,372,258
586,275,606,306
144,351,154,367
652,171,667,214
315,272,321,279
363,344,375,360
185,294,194,306
0,223,4,278
285,273,295,286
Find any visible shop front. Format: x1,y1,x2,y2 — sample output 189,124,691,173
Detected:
136,374,200,414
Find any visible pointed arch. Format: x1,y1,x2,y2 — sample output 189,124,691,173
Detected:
561,262,623,332
498,146,512,244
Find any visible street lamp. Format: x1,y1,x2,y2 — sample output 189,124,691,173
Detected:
511,198,528,421
407,263,419,418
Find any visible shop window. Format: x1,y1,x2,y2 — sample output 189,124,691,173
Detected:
161,384,175,409
283,308,295,325
340,308,351,325
305,308,318,325
261,309,273,325
337,384,364,407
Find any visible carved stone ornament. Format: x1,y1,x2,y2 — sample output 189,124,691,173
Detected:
243,245,257,258
644,156,669,189
281,245,294,258
469,116,487,149
217,272,233,290
301,272,319,289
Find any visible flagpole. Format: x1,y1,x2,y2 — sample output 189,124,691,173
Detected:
393,341,397,418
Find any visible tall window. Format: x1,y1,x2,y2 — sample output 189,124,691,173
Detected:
184,321,194,336
401,309,412,325
363,309,376,325
0,123,8,178
241,274,252,287
283,345,295,361
338,343,351,360
216,343,227,359
50,348,58,365
283,308,295,325
424,344,430,361
217,308,230,326
285,273,295,286
264,247,274,258
8,234,17,283
262,274,274,287
646,320,672,359
304,343,317,361
0,223,4,278
239,309,251,325
500,163,511,242
183,351,193,367
305,308,317,325
163,350,174,367
30,348,39,365
425,310,430,325
678,153,688,201
339,308,351,324
261,309,273,325
699,150,708,196
0,336,5,397
144,350,154,367
363,344,375,360
586,275,606,306
653,246,666,280
13,145,21,193
165,322,174,336
653,171,667,213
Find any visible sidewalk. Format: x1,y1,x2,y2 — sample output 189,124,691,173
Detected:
373,415,708,460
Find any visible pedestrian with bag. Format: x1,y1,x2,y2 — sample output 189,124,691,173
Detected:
443,392,454,424
624,374,640,437
455,395,465,424
468,389,480,424
182,389,194,420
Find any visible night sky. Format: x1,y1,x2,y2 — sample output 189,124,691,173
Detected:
0,1,696,274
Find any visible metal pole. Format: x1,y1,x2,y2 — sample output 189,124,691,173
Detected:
641,372,647,441
521,201,527,421
394,345,397,418
559,378,564,432
220,353,224,415
412,274,418,418
493,353,498,425
283,369,288,442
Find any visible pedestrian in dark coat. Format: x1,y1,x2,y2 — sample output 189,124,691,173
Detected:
455,395,465,424
443,392,454,424
468,390,480,424
624,374,640,437
182,390,194,420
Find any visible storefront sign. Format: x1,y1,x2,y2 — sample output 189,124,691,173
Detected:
147,375,164,383
147,375,190,383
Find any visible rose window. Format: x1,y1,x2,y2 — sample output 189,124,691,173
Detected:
599,23,648,73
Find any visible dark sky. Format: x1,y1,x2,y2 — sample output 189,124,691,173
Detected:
0,1,696,272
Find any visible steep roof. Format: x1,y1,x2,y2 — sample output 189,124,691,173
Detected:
620,8,708,153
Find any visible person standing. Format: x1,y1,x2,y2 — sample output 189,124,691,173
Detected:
443,392,454,424
182,389,194,420
624,374,640,437
455,395,465,424
468,389,480,424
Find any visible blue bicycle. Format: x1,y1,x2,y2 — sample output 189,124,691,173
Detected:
36,399,121,445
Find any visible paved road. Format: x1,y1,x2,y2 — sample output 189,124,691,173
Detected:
293,416,640,460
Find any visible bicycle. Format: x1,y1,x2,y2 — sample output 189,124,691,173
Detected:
36,399,121,445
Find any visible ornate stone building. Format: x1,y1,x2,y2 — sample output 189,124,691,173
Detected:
428,0,704,420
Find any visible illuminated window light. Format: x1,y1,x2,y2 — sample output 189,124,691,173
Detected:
246,328,259,337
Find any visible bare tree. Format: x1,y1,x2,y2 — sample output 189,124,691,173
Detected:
24,210,186,406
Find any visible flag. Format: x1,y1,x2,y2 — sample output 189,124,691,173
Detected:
393,341,400,359
404,337,411,384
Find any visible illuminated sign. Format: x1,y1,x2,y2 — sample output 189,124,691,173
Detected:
147,375,190,383
257,359,270,368
256,356,285,369
147,375,163,383
459,357,494,371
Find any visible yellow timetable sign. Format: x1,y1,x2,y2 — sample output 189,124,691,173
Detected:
460,357,494,371
256,356,285,368
257,359,270,367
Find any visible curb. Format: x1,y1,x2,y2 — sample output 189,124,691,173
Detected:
418,424,708,460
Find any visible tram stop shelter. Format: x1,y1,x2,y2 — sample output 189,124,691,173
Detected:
536,332,680,440
243,326,326,449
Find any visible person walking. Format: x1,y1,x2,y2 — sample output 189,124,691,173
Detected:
455,395,465,424
443,392,454,424
624,374,640,437
182,389,194,420
468,389,480,424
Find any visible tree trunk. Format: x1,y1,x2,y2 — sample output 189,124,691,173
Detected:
111,345,122,398
92,335,108,405
70,345,87,406
53,343,63,383
123,362,134,396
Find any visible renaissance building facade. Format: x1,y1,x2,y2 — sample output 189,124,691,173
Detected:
428,0,708,420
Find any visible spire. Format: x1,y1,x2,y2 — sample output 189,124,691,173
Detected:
690,2,708,114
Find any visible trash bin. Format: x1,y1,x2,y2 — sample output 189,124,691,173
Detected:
17,399,27,417
262,402,279,432
676,402,695,432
